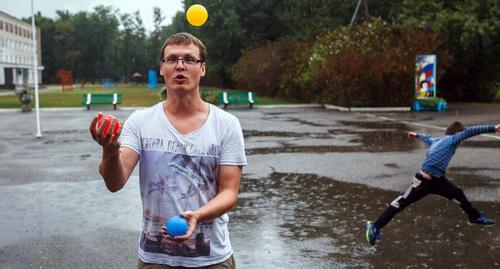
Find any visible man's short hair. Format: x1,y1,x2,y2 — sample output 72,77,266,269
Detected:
446,121,465,135
159,32,207,62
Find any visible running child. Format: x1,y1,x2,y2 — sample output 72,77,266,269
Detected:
366,122,500,246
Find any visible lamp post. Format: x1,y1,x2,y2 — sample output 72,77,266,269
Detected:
31,0,42,137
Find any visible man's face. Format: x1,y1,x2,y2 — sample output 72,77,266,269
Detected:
160,44,206,93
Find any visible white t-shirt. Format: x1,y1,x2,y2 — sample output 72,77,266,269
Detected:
120,102,247,267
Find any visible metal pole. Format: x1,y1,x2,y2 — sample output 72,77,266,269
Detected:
31,0,42,137
349,0,363,28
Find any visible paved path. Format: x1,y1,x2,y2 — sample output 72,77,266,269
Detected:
0,103,498,268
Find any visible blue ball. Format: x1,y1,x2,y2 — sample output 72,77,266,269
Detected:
166,216,188,237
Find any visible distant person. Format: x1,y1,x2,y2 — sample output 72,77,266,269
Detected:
89,32,246,268
366,122,500,246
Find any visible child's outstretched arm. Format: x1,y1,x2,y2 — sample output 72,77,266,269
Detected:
409,131,434,146
451,124,497,144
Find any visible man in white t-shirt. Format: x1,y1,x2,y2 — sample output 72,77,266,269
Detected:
89,32,247,268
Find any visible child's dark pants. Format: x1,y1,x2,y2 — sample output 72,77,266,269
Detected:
375,172,481,229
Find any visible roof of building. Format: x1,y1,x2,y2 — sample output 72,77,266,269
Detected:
0,10,32,28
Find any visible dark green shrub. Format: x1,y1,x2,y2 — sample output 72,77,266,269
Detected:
308,19,451,106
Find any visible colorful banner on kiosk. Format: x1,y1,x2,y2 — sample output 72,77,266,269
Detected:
415,55,436,99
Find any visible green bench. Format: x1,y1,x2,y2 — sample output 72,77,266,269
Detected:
81,93,122,110
218,91,256,109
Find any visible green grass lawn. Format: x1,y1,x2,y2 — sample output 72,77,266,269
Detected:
0,84,295,108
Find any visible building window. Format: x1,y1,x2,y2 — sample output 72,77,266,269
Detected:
0,21,3,30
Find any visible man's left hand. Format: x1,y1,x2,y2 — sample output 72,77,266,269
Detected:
161,210,200,242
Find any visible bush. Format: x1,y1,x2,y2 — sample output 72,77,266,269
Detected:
232,41,285,97
308,18,452,107
232,18,453,106
277,38,316,102
232,38,316,102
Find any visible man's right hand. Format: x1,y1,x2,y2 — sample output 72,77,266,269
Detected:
495,124,500,132
89,113,122,156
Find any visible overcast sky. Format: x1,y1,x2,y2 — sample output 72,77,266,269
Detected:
1,0,184,32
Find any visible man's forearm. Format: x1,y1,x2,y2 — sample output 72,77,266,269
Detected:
194,190,238,222
99,152,127,192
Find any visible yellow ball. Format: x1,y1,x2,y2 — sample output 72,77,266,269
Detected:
186,4,208,27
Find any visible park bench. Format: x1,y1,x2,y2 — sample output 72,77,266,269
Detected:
81,93,122,110
219,91,256,109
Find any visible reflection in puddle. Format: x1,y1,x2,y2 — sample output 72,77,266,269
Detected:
243,130,329,138
244,120,423,155
245,131,420,155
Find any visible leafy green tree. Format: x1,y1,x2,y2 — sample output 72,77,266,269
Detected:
148,7,165,70
119,11,147,82
25,13,58,83
393,0,500,101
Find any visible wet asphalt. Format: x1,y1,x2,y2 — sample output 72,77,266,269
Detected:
0,103,499,269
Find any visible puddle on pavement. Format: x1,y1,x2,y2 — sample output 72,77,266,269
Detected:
244,119,498,155
383,163,399,168
285,118,333,127
243,130,329,138
245,130,420,155
446,167,500,188
232,172,500,269
462,140,500,148
337,120,411,131
244,120,423,155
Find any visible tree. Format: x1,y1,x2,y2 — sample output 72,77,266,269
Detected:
119,11,147,82
148,7,165,70
393,0,500,101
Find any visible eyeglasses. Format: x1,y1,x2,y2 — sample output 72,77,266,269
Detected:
161,56,203,67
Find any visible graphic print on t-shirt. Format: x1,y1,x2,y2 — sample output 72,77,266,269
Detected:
138,141,220,257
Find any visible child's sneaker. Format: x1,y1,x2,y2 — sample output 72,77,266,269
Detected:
467,214,496,227
365,221,382,246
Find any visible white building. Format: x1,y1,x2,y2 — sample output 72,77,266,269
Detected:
0,11,43,89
